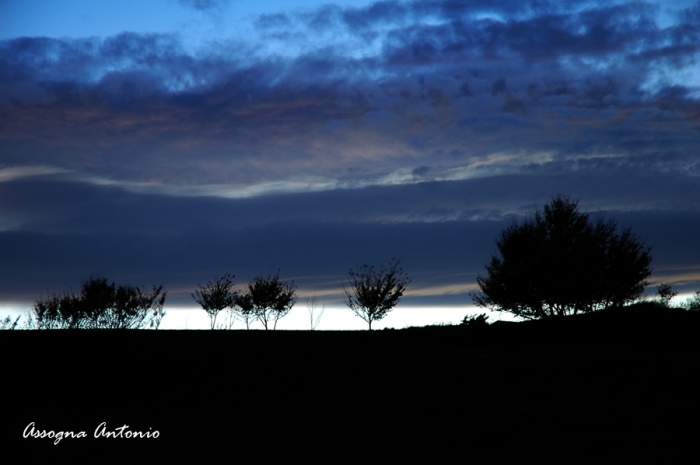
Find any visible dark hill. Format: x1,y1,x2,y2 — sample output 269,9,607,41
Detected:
3,302,699,460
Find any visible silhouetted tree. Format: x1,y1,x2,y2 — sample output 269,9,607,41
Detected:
237,271,296,330
234,292,256,329
192,273,237,329
656,282,678,307
32,275,167,329
472,196,652,319
306,295,326,330
344,258,411,330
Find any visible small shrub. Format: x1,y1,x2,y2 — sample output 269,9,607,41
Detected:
461,313,490,327
0,315,20,330
683,291,700,312
32,275,167,329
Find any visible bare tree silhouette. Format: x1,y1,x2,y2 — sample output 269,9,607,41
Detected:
306,295,326,330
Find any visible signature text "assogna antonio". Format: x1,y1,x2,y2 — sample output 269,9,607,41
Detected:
23,422,160,444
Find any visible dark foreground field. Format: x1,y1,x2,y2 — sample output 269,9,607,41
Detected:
3,303,700,460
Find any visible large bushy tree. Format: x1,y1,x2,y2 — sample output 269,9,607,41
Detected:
32,275,167,329
472,196,652,319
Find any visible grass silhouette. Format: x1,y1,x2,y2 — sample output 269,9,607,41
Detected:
2,301,699,460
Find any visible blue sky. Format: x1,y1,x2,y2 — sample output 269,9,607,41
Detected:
1,0,699,328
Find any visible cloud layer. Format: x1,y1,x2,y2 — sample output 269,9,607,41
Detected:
1,0,698,190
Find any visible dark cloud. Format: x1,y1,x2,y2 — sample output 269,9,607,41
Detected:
2,177,699,307
377,5,667,67
178,0,230,12
254,13,293,29
300,4,344,31
1,2,698,183
0,220,494,306
491,78,508,95
341,1,410,31
412,165,430,176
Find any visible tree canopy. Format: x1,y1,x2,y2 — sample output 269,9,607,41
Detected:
192,273,237,329
32,275,167,329
472,196,652,319
237,271,297,330
344,258,411,330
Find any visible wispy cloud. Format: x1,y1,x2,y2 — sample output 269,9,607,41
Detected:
0,165,71,183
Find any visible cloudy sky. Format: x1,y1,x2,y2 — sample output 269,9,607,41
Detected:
1,0,699,328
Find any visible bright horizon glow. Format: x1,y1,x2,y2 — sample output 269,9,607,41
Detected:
0,304,514,330
5,294,698,330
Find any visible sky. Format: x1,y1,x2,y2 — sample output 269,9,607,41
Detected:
1,0,699,329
